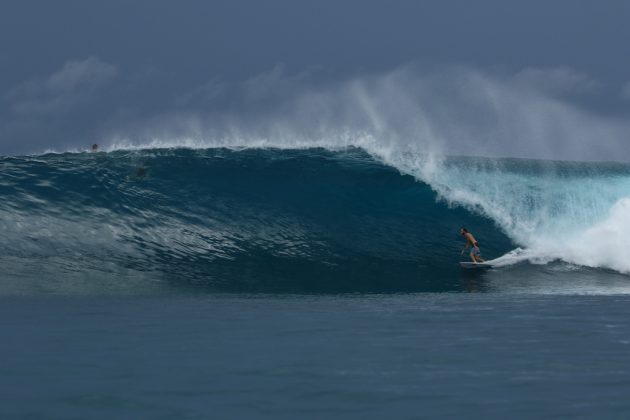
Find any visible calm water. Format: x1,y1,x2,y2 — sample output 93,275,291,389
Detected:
2,293,630,419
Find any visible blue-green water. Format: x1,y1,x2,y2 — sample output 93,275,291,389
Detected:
1,147,630,418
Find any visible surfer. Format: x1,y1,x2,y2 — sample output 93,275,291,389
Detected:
460,227,485,263
127,164,148,181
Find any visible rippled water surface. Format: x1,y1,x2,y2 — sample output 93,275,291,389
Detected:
2,294,630,419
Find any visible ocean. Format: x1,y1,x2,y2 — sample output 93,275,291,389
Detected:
1,147,630,418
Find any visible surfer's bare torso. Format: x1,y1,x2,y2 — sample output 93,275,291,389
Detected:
464,233,478,248
460,228,485,263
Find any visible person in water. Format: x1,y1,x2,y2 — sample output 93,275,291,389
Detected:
460,227,485,263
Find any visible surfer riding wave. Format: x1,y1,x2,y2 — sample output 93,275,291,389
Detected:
460,227,485,263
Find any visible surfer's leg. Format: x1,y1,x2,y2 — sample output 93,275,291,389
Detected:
470,247,485,263
471,248,484,263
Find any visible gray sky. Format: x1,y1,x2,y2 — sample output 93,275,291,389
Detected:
1,0,629,158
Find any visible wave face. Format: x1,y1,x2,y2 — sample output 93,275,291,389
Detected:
0,147,629,294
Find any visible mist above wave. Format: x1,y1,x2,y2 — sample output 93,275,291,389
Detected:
105,64,630,163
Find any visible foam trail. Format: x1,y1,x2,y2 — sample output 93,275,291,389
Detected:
563,198,630,273
483,198,630,274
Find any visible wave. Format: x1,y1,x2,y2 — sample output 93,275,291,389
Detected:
414,156,630,274
0,147,628,294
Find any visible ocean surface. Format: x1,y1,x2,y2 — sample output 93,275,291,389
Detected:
1,147,630,418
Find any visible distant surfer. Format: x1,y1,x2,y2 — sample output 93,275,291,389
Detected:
134,166,147,178
460,227,485,263
127,164,149,181
91,144,98,152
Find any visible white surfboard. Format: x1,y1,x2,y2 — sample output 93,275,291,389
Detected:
459,262,493,269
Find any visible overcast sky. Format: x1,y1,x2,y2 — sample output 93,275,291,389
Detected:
1,0,629,158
